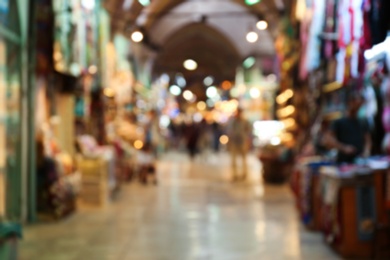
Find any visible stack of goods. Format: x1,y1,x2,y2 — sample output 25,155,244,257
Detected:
76,135,116,207
36,140,79,219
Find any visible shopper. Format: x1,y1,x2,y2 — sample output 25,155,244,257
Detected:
226,108,252,181
185,121,201,160
141,110,161,185
330,92,371,163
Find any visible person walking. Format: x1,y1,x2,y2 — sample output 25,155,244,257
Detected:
226,108,252,181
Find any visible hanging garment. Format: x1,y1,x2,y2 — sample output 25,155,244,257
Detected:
323,0,339,58
305,0,326,72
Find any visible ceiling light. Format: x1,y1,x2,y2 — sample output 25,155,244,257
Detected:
183,59,197,71
197,101,206,111
220,135,229,145
267,74,277,82
245,0,261,6
134,140,144,150
230,88,240,98
183,90,194,101
250,88,261,99
246,31,258,43
169,85,181,96
176,74,186,87
104,88,115,98
160,73,170,84
221,81,232,90
160,115,171,128
193,113,203,123
243,56,256,69
88,65,98,74
206,99,215,108
81,0,95,10
256,20,268,30
138,0,150,6
131,31,144,42
206,86,218,99
203,76,214,86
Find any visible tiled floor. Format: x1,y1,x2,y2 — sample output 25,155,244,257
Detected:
20,152,340,260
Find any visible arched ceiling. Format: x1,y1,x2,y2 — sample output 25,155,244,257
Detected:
153,23,241,82
104,0,291,37
104,0,292,82
144,0,275,57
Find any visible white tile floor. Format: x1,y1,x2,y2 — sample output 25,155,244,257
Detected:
20,152,341,260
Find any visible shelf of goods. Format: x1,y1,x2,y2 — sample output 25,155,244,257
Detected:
292,158,390,259
77,157,111,207
76,135,117,207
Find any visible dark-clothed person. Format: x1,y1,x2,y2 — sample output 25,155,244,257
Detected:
330,92,371,163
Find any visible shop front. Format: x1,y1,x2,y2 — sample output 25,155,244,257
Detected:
289,0,390,258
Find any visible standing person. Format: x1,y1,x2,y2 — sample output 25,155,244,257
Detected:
185,121,201,160
329,92,371,164
211,121,222,153
226,108,252,181
141,110,161,185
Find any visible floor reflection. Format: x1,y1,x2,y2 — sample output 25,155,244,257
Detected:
20,152,340,260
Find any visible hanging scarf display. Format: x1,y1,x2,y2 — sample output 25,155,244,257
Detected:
305,0,326,73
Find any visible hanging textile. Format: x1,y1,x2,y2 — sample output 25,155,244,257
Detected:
305,0,326,73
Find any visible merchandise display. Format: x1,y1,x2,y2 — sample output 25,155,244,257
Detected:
36,125,79,219
290,0,390,258
76,135,117,207
292,155,390,258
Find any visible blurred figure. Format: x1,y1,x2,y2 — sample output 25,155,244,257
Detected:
226,108,251,181
185,121,201,160
312,118,333,156
329,92,371,163
211,121,222,153
141,110,161,185
198,119,213,160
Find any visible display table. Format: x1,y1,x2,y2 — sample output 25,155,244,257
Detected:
320,165,385,258
291,158,333,230
259,145,294,184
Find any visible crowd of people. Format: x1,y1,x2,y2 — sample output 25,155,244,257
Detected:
141,108,253,182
